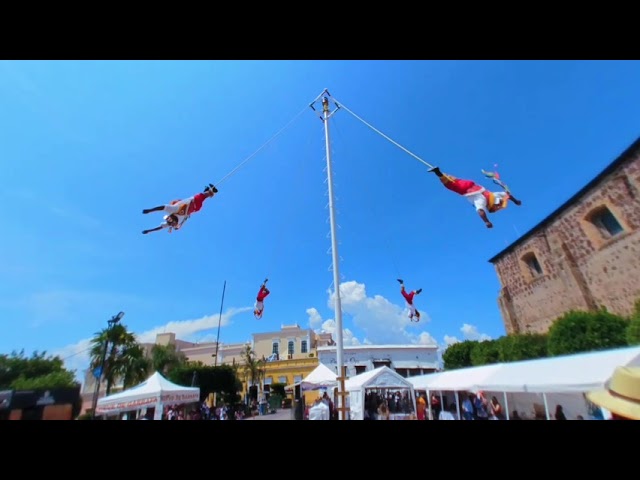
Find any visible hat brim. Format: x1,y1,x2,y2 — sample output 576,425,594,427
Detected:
586,390,640,420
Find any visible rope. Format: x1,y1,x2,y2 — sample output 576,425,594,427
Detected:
214,104,310,187
331,97,435,169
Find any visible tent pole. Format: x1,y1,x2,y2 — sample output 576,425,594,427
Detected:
503,392,510,420
427,389,432,420
455,391,461,420
542,393,551,420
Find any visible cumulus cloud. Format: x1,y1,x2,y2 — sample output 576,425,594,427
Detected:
307,280,492,356
53,306,251,383
306,280,438,346
306,307,323,328
442,323,492,348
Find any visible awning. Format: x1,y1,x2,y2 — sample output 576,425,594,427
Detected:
392,360,438,369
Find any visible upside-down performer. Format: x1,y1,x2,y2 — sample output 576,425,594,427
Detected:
428,166,521,229
397,279,422,322
142,184,218,234
254,279,270,319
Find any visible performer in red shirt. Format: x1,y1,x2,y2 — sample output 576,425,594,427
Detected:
254,279,270,319
398,279,422,322
428,166,521,229
142,184,218,234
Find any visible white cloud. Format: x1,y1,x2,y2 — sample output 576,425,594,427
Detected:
53,306,251,383
306,307,323,328
134,307,251,344
442,323,492,348
307,280,493,357
307,280,438,346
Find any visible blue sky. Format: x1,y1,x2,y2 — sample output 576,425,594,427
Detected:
2,60,639,380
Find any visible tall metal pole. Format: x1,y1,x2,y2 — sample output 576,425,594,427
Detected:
213,280,226,367
320,93,346,419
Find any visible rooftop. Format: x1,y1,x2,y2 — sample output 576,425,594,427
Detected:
488,135,640,263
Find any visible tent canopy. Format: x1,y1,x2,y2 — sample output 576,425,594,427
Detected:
416,363,505,392
345,366,416,420
301,363,338,391
474,345,640,393
408,371,445,390
96,371,200,415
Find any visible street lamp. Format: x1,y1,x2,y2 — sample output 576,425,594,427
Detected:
91,311,125,419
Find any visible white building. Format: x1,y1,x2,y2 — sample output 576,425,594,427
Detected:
317,344,440,378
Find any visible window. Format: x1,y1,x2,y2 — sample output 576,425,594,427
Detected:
522,252,543,277
278,376,287,384
272,342,279,355
301,340,308,353
288,341,294,355
355,365,367,375
294,375,302,383
588,206,624,238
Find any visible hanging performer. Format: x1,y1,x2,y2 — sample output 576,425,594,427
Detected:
142,184,218,234
254,279,270,319
397,279,422,322
427,166,521,229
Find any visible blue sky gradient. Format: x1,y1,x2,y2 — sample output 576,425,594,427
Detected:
1,60,639,378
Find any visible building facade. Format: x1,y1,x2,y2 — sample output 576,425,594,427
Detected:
251,324,335,396
489,137,640,334
317,344,440,378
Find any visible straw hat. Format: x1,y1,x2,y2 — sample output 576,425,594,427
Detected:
586,366,640,420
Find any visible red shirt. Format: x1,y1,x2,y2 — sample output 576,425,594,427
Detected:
188,193,207,214
257,287,270,301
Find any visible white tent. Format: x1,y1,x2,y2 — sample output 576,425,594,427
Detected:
96,371,200,418
345,366,416,420
408,371,445,391
301,363,338,391
423,363,506,392
475,345,640,393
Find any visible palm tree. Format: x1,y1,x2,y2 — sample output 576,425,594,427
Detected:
89,323,139,396
150,343,186,376
242,345,265,404
118,344,150,389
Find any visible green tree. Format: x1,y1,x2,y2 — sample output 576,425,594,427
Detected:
168,363,241,405
0,350,78,390
150,343,187,377
241,344,264,401
442,340,477,370
119,343,151,389
626,299,640,346
470,340,500,366
497,333,548,362
89,323,145,395
547,309,629,356
11,370,77,390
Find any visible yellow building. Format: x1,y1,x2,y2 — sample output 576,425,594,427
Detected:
251,324,335,403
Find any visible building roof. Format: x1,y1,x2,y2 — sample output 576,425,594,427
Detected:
488,136,640,264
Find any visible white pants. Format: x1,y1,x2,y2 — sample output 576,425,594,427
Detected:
164,199,191,216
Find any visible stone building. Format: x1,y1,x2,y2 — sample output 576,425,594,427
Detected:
489,136,640,334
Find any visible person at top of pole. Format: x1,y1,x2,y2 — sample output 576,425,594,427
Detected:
427,166,521,229
141,184,218,234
